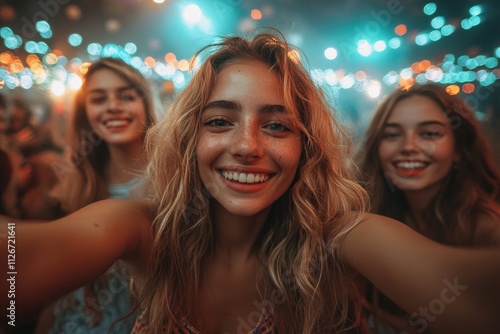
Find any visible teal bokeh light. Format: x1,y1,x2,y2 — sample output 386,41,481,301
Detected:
69,34,83,47
423,3,437,15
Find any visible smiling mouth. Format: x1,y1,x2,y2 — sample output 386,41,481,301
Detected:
220,171,271,184
103,119,131,127
394,161,428,170
393,161,429,176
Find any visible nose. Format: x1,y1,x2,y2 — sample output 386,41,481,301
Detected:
107,94,124,113
401,132,420,154
230,121,264,162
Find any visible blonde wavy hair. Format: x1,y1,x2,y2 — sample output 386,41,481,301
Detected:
59,57,157,214
358,83,500,246
142,29,369,333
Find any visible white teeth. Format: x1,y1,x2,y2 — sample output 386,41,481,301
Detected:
247,174,255,183
221,171,270,184
238,173,246,182
105,120,128,127
396,161,425,169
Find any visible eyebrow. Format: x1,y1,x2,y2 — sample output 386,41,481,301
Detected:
384,120,447,127
87,85,135,94
202,100,286,114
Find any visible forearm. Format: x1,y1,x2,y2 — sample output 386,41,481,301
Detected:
0,199,150,319
342,214,500,334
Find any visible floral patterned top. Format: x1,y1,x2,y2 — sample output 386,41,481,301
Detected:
131,310,274,334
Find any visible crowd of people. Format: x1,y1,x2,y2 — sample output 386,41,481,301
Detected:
1,29,499,334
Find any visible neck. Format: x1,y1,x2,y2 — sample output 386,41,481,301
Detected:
105,140,146,184
404,188,439,232
212,202,270,262
405,192,432,216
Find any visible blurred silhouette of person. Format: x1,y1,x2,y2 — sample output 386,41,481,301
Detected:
0,93,9,150
5,98,62,157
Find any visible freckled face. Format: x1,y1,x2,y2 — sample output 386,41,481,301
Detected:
196,60,302,218
378,95,458,198
84,68,147,146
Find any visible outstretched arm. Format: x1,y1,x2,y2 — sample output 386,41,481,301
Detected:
0,199,152,321
342,213,500,334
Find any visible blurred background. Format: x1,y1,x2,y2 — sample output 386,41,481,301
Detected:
0,0,499,156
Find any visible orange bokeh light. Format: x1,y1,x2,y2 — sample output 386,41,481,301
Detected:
399,77,415,91
251,9,262,20
164,52,176,63
144,56,156,68
462,83,475,94
446,85,460,95
395,24,407,36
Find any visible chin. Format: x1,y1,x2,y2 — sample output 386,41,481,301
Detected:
218,201,272,219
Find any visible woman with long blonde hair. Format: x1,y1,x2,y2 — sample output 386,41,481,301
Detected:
39,57,158,334
140,29,369,333
57,57,158,212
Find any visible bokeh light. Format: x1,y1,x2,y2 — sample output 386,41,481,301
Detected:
394,24,407,36
68,34,83,47
469,5,482,16
431,16,445,29
182,4,202,25
446,84,460,95
423,3,437,15
388,37,401,49
251,9,262,20
324,47,338,60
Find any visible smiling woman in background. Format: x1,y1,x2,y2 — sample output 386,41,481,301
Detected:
357,83,500,333
35,57,158,334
